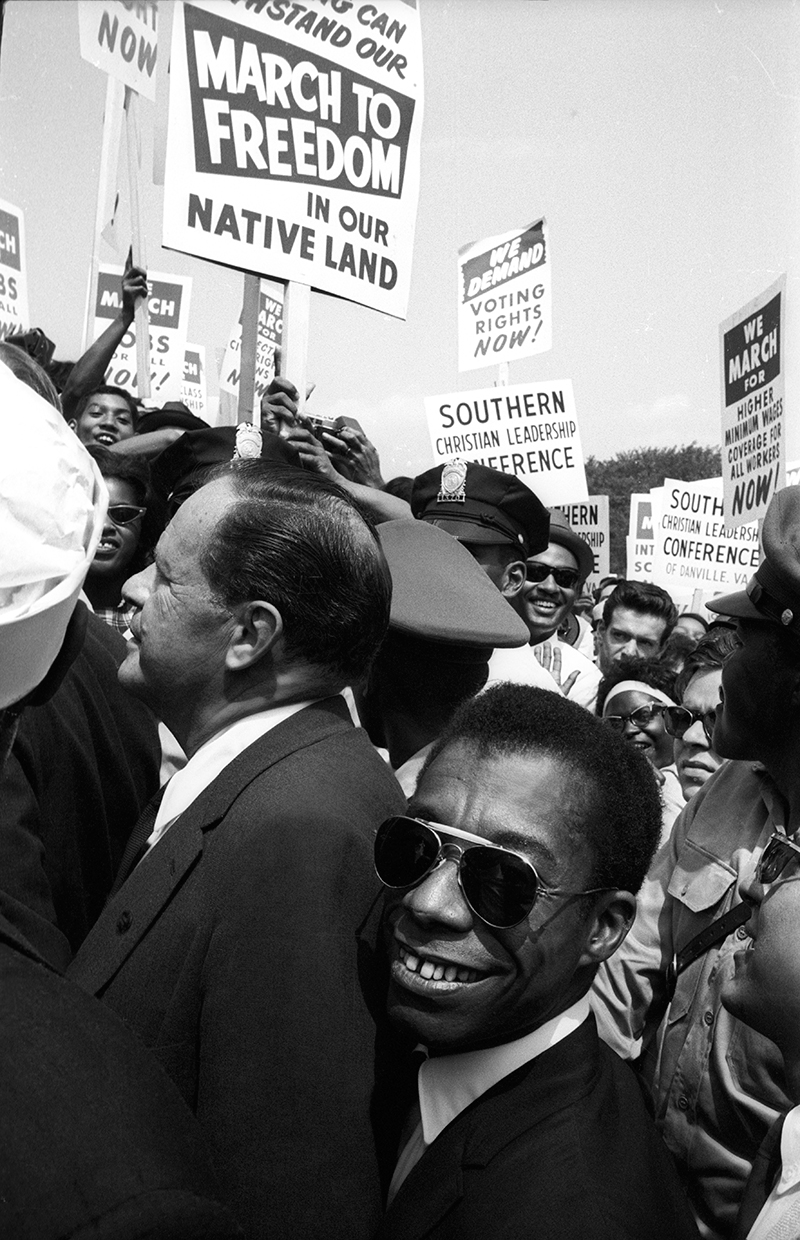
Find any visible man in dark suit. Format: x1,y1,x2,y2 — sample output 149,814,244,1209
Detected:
375,683,700,1239
69,462,405,1240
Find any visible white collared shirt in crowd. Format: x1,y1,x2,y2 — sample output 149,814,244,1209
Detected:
145,700,315,851
747,1105,800,1239
388,995,591,1205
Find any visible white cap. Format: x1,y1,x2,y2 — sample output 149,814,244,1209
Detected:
0,360,108,708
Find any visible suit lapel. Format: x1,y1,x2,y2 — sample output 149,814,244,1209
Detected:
69,698,356,996
382,1020,600,1239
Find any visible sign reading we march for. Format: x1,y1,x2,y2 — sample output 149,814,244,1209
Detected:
93,265,193,404
0,197,29,341
424,380,588,506
458,220,551,372
78,0,158,100
720,275,786,528
163,0,423,319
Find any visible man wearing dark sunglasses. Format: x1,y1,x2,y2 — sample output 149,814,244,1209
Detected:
593,485,800,1239
377,683,700,1240
489,510,603,710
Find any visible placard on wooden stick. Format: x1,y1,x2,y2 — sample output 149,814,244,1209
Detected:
280,283,311,420
124,86,150,399
237,274,261,421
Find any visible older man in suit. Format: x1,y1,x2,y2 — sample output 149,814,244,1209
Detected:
375,683,701,1240
69,462,405,1240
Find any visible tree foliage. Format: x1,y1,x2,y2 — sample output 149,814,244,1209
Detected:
585,443,722,576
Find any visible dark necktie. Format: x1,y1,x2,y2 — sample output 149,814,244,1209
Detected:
108,785,166,898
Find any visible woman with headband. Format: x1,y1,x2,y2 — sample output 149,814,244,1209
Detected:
597,658,684,843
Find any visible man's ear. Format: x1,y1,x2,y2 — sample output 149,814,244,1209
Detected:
501,559,526,600
225,601,283,671
67,418,78,434
578,890,637,967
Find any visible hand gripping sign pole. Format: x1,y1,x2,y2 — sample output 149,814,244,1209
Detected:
237,274,261,422
124,86,150,400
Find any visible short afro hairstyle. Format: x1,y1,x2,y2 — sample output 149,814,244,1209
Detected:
421,683,662,895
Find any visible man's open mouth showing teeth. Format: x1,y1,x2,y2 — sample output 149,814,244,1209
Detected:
398,947,481,984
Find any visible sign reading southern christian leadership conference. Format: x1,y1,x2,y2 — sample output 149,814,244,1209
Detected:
163,1,423,319
458,221,551,372
719,274,786,529
424,380,588,506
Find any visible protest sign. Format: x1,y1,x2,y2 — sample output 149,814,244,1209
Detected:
720,275,786,528
218,281,284,408
78,0,158,101
163,0,423,319
650,477,759,604
786,459,800,488
625,493,655,581
93,265,192,404
458,220,551,372
0,197,29,340
424,379,588,506
554,497,609,594
180,343,207,418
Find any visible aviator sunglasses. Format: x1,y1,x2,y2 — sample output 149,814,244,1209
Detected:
662,705,716,745
107,504,146,527
374,815,609,929
603,703,664,732
755,834,800,886
526,562,581,590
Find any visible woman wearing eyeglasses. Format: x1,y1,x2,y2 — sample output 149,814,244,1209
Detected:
598,658,684,842
84,446,150,634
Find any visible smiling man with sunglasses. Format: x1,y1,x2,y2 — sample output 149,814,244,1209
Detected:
376,683,700,1240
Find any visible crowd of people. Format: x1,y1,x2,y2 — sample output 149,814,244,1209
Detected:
2,272,800,1240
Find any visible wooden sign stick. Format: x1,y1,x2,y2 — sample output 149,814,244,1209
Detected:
124,86,150,400
81,75,125,354
238,273,261,421
280,281,311,417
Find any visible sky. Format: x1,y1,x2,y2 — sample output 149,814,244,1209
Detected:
0,0,798,481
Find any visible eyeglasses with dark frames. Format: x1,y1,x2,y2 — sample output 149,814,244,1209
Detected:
662,705,716,745
603,704,664,732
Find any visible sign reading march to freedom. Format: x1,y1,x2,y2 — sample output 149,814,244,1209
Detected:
163,0,423,319
93,265,193,404
458,220,551,372
719,275,786,528
0,197,29,341
424,380,588,506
